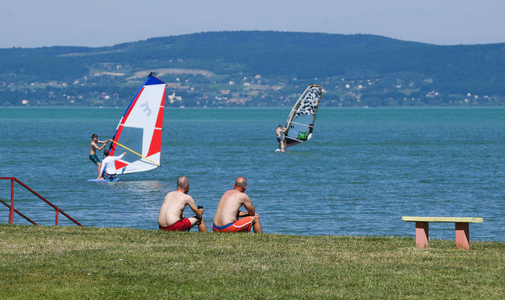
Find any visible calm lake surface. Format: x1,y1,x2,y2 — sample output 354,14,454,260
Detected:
0,107,504,241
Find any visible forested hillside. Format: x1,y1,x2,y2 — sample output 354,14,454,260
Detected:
1,31,505,107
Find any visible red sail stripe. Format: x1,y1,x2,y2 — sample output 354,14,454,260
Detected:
109,124,123,156
147,129,162,158
146,87,166,158
115,160,129,171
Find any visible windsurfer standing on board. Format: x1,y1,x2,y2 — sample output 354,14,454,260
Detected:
158,176,207,232
276,125,287,152
212,177,262,233
89,134,112,179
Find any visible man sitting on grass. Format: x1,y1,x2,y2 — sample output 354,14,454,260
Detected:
158,176,207,232
212,177,262,233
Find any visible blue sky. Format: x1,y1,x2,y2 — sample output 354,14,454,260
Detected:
1,0,505,48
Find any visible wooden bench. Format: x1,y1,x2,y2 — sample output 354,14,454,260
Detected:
402,216,483,250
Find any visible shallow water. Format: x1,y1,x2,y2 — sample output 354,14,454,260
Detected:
1,107,504,241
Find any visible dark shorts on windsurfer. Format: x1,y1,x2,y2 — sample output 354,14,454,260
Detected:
104,174,118,182
276,137,281,142
89,155,100,164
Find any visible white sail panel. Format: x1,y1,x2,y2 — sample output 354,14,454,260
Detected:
284,84,322,148
122,84,166,129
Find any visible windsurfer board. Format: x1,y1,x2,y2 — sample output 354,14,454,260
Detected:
85,179,120,182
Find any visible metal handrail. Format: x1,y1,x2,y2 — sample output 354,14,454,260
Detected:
0,177,82,226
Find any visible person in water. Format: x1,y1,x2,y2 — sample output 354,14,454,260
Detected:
158,176,207,232
89,134,112,179
212,177,262,233
276,125,287,152
99,149,126,182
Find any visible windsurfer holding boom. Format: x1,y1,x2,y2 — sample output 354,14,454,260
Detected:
89,134,113,179
99,149,126,182
276,125,287,152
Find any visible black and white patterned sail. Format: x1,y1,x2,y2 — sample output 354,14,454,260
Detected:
284,84,322,148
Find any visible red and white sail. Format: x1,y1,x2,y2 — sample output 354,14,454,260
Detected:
109,74,166,174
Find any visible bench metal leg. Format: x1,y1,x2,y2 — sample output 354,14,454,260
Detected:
415,222,429,248
455,222,470,250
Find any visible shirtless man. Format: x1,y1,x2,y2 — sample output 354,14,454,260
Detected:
212,177,262,233
276,125,287,152
89,134,112,179
158,176,207,232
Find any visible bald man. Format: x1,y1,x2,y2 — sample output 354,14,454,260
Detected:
158,176,207,232
212,177,262,233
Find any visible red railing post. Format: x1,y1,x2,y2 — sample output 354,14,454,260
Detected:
55,208,59,226
9,179,14,224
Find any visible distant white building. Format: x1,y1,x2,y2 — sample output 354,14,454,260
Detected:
168,92,182,103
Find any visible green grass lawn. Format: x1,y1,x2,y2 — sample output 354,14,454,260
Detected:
1,224,504,299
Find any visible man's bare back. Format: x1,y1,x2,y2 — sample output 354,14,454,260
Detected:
158,176,207,232
212,177,262,233
158,191,196,227
213,189,253,226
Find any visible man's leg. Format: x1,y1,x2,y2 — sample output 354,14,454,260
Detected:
96,162,102,179
188,217,208,232
198,219,208,232
252,214,263,233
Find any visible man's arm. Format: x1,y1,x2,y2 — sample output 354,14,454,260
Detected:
97,143,107,151
237,211,250,217
242,196,256,216
187,197,202,220
111,152,126,161
99,160,106,177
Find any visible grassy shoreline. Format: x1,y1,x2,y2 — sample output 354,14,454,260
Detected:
1,224,504,299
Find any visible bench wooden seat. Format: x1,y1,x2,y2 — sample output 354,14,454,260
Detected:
402,216,483,250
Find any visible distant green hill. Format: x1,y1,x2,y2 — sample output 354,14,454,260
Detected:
1,31,505,107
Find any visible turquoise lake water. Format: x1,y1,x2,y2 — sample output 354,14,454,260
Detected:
0,107,504,241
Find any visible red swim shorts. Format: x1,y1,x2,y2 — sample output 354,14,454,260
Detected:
159,218,192,232
212,216,253,233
